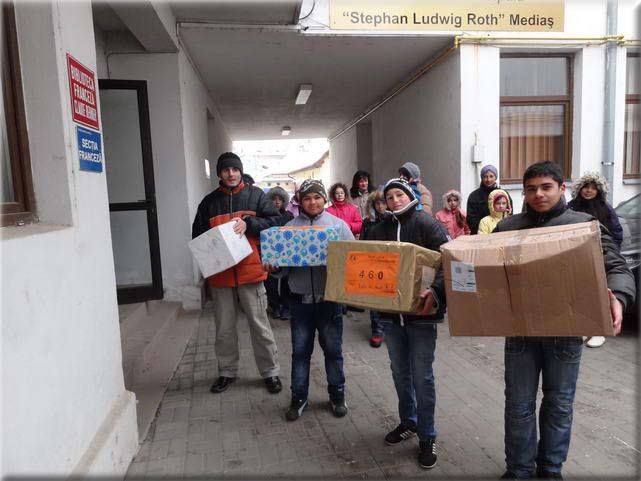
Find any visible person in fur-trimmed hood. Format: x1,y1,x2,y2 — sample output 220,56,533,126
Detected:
478,189,512,234
266,186,295,226
568,171,623,247
568,172,624,349
264,186,294,320
434,189,470,239
359,189,389,348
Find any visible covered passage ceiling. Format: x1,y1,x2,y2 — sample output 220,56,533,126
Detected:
94,1,454,140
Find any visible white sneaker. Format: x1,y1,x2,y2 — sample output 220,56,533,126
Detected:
586,336,606,348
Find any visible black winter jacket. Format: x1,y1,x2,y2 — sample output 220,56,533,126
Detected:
360,212,388,240
494,199,635,311
466,183,514,234
368,207,450,324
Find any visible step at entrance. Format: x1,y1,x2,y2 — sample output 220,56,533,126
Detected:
119,301,199,441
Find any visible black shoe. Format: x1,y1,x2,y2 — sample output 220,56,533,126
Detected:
279,308,290,320
271,306,281,318
500,472,517,479
536,468,563,479
285,398,308,421
210,376,236,393
330,398,348,417
264,376,282,394
369,335,383,348
418,439,437,469
384,422,417,445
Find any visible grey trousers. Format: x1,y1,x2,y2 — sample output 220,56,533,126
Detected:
210,282,280,378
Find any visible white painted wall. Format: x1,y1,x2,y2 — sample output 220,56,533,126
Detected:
369,49,461,211
328,125,358,187
178,50,233,289
356,122,373,178
179,52,232,224
2,2,137,477
459,45,503,211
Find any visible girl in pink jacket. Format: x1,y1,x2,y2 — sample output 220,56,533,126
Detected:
327,182,363,236
434,189,470,239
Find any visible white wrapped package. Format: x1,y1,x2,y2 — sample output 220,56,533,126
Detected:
188,221,253,278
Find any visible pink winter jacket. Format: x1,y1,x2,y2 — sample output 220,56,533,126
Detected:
435,208,470,239
434,189,470,239
327,200,363,235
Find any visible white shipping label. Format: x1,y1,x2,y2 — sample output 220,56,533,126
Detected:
450,261,477,293
420,266,436,291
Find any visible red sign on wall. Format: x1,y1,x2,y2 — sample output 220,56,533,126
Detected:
66,54,100,130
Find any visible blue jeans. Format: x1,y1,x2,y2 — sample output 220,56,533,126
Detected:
504,337,583,478
370,310,384,337
382,321,438,441
290,301,345,402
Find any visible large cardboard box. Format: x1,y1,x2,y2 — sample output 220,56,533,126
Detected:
441,221,613,337
324,240,441,313
188,221,252,278
260,226,340,267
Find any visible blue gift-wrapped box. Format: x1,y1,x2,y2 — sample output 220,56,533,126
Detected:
260,226,340,267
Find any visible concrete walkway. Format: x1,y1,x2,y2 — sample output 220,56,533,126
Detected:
126,307,640,480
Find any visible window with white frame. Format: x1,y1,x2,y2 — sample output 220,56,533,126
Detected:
624,52,639,178
500,54,573,182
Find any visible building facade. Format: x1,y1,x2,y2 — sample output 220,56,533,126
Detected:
1,0,639,478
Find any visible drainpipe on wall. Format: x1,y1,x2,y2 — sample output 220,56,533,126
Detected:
602,0,618,198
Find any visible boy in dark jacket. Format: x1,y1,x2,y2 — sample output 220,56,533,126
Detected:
265,180,355,422
368,178,449,470
493,161,635,480
264,186,294,319
191,152,282,395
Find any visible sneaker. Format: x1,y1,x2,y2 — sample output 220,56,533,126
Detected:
369,335,383,348
418,439,437,469
384,422,417,445
330,398,348,417
209,376,236,393
536,467,563,479
264,376,282,394
500,472,517,479
586,336,606,348
285,398,308,421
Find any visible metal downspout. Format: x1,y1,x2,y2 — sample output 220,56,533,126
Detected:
602,0,618,198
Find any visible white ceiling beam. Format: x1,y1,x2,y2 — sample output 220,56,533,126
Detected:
110,1,179,53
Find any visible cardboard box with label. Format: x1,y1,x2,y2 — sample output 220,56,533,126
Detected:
324,240,441,313
260,226,340,267
441,221,613,337
188,221,253,278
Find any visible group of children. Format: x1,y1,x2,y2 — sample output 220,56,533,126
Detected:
265,162,624,350
197,152,634,478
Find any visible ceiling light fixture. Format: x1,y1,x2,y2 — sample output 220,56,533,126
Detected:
281,126,291,136
295,84,313,105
